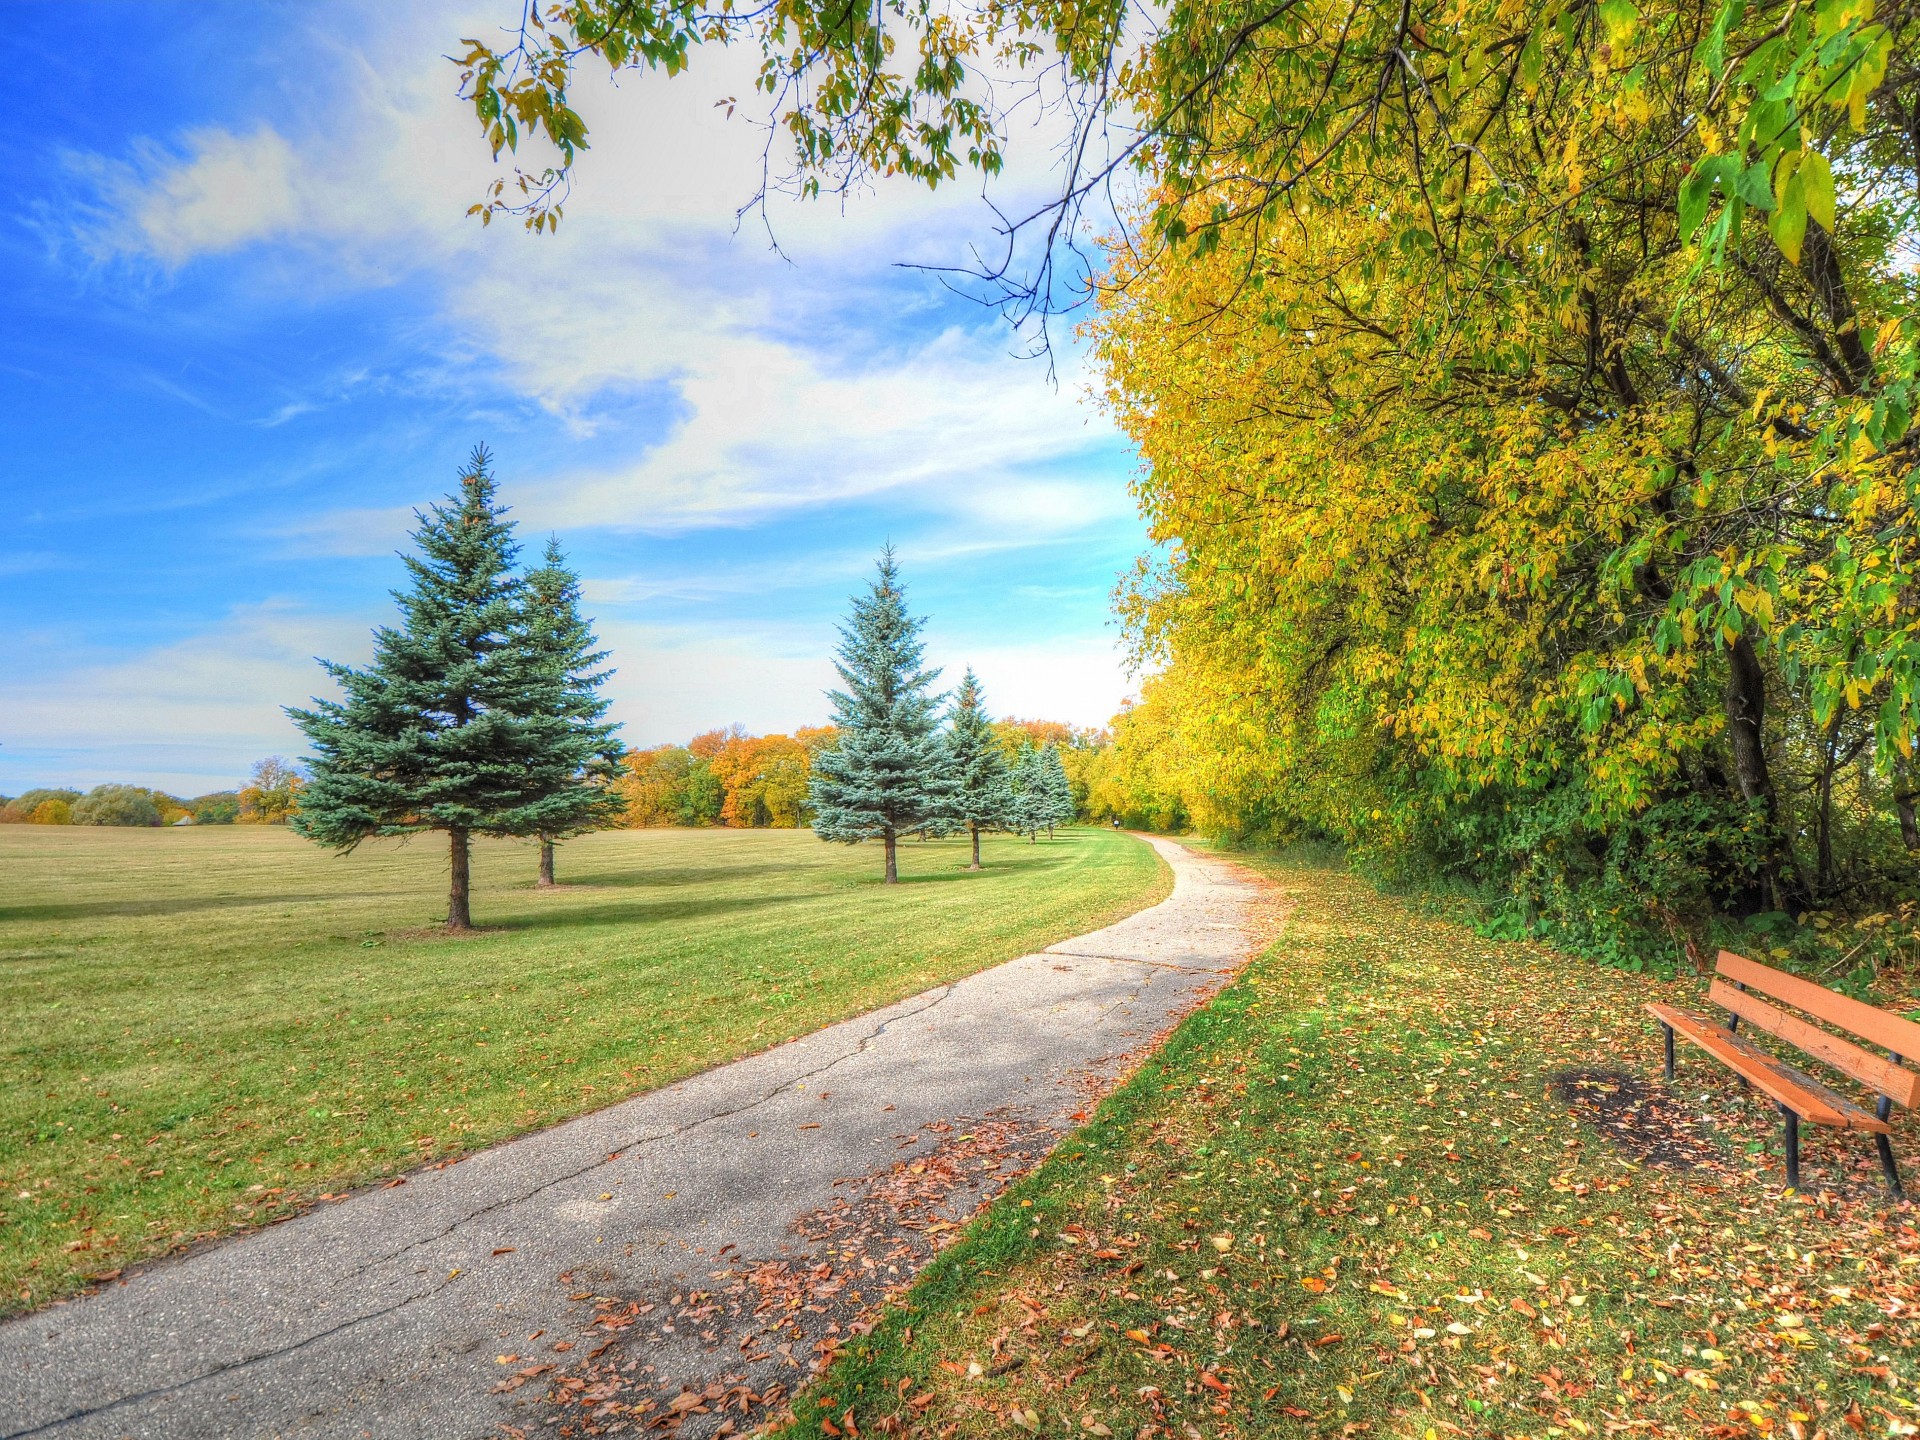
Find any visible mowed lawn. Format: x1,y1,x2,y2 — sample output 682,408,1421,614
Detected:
791,857,1920,1440
0,823,1167,1314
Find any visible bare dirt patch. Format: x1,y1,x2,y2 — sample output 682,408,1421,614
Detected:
1549,1066,1725,1170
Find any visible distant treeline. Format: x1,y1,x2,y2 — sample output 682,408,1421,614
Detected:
0,759,304,828
617,719,1106,829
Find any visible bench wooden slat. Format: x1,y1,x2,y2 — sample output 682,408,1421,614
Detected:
1709,979,1920,1109
1717,950,1920,1059
1647,1002,1891,1132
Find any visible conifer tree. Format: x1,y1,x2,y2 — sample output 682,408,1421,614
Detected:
519,537,626,887
1039,742,1075,836
809,548,947,883
944,667,1012,870
290,447,567,930
1009,742,1046,842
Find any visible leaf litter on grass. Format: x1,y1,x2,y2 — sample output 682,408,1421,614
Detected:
498,853,1291,1439
769,861,1920,1440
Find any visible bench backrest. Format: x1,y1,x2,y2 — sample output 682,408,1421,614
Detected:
1712,950,1920,1109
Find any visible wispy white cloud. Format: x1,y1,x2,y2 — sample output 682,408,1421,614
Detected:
0,604,363,789
18,0,1142,787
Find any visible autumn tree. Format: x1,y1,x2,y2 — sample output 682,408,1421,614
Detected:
944,668,1012,869
71,785,162,827
289,448,574,930
712,732,812,828
237,757,304,824
810,549,948,883
518,538,625,885
459,0,1918,942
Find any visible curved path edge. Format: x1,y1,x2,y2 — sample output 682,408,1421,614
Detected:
0,835,1276,1440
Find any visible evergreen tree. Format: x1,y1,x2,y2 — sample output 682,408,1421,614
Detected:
943,668,1012,870
1009,742,1046,842
809,548,947,883
519,538,626,886
289,447,566,930
1039,743,1076,836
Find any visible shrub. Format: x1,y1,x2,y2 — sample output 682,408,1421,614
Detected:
71,785,163,828
191,792,240,825
0,788,82,824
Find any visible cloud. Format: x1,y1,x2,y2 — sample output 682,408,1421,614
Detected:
131,127,304,263
0,605,365,792
17,2,1148,786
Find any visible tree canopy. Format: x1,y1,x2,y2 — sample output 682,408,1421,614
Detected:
460,0,1918,944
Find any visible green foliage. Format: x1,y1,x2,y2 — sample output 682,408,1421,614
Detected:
518,537,626,843
289,448,621,923
0,789,81,825
810,549,951,874
70,785,163,828
190,792,240,825
941,668,1014,842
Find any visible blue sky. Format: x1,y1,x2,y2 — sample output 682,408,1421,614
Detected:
0,1,1148,797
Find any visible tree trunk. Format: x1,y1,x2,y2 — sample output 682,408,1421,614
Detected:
1725,633,1774,816
884,829,898,884
969,823,981,871
538,838,556,889
1813,713,1845,901
1724,633,1787,907
448,827,473,931
1898,758,1920,854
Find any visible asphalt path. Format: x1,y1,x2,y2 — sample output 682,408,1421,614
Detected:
0,834,1268,1439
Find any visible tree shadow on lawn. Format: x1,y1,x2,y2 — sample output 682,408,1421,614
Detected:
476,892,813,933
536,866,773,891
0,893,344,923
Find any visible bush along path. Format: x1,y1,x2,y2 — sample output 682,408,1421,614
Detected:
788,857,1920,1440
0,837,1281,1440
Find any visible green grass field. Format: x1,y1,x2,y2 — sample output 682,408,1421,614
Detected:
0,823,1167,1314
790,855,1920,1440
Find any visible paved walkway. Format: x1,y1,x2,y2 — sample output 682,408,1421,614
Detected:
0,836,1270,1440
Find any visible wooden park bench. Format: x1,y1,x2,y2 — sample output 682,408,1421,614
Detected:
1648,950,1920,1197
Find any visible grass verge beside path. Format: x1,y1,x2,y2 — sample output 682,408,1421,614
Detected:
0,824,1166,1315
790,855,1920,1440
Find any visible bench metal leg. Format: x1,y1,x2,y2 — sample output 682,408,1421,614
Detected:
1662,1023,1675,1079
1875,1133,1905,1201
1780,1105,1801,1190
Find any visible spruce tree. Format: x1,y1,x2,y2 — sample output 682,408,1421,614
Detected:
519,538,627,887
1039,742,1076,836
290,447,564,930
1009,742,1046,842
809,548,947,883
944,668,1012,870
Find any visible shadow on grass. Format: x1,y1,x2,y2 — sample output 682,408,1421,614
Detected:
480,891,812,932
0,893,343,922
537,865,769,891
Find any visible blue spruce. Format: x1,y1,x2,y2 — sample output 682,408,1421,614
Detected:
810,548,947,884
289,447,588,929
944,668,1013,870
519,537,627,887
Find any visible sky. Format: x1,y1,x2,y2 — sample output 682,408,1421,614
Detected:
0,1,1150,798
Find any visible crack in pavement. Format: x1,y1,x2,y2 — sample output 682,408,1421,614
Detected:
1042,948,1241,974
2,1270,462,1440
15,985,966,1437
0,835,1272,1440
334,984,960,1286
